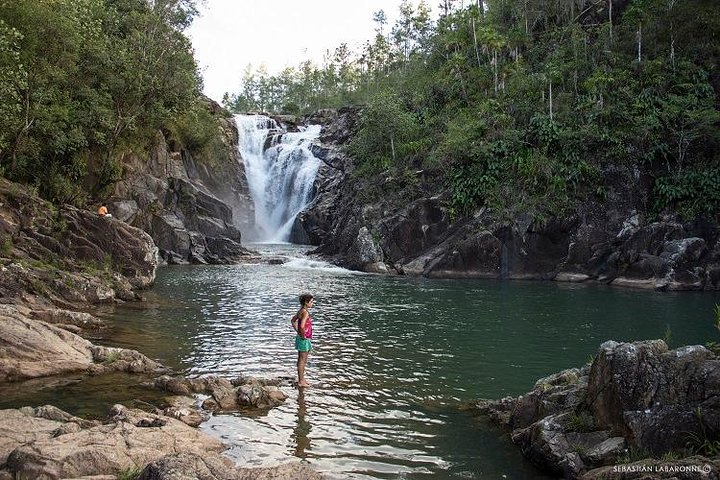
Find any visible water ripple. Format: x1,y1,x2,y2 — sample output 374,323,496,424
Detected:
82,244,720,479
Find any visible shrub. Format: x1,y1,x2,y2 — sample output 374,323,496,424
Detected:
168,101,223,155
653,168,720,220
0,235,12,256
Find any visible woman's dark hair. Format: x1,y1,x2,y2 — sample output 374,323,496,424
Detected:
299,293,314,306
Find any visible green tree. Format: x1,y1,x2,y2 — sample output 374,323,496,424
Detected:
0,0,203,202
348,91,420,173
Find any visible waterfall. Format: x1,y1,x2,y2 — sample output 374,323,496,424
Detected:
235,114,322,242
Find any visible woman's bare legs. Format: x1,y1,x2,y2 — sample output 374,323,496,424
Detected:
297,351,310,387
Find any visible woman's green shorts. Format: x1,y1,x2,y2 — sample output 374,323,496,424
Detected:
295,335,312,352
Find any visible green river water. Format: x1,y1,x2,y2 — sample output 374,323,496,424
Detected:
2,243,719,479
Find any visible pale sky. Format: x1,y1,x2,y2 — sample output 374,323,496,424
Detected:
187,0,414,103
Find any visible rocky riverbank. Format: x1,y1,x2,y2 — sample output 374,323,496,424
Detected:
0,176,323,479
0,177,164,379
288,108,720,291
474,340,720,479
0,404,322,480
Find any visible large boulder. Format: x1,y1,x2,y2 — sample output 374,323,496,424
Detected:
57,206,158,289
0,178,158,294
586,340,720,455
476,340,720,478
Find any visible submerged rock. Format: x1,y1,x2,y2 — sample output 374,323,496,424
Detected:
153,375,289,412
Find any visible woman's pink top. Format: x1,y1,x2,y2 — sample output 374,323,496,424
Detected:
303,316,313,339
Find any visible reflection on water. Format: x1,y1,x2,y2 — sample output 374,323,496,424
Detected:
292,389,311,458
2,242,719,479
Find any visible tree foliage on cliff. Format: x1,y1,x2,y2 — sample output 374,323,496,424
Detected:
226,0,720,221
0,0,216,204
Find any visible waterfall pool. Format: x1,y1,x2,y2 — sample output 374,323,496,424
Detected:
2,244,718,479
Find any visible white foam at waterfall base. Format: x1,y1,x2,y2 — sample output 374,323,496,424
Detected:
282,257,362,275
235,114,322,242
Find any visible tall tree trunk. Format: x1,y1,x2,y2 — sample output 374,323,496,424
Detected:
390,135,396,163
637,22,642,63
669,0,676,69
608,0,613,42
524,0,529,34
472,18,481,68
549,80,554,121
493,50,499,93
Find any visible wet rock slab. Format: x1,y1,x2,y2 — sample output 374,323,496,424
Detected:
0,404,325,479
0,304,167,382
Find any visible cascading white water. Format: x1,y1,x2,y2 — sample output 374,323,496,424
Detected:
235,114,322,242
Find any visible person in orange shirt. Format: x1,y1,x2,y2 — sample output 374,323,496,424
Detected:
97,203,112,218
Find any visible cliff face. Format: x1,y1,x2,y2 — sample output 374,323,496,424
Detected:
0,177,168,381
295,109,720,291
0,177,158,306
111,99,256,264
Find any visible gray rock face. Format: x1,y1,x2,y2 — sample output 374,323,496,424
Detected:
0,178,158,296
477,340,720,478
587,341,720,455
112,99,255,265
295,111,719,290
289,109,356,247
379,198,450,263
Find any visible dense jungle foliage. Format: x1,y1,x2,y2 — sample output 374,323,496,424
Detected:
224,0,720,221
0,0,220,204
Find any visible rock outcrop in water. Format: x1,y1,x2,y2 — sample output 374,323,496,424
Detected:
153,375,289,412
0,304,166,382
290,109,720,291
474,340,720,479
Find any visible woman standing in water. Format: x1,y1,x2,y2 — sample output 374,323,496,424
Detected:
291,293,314,387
